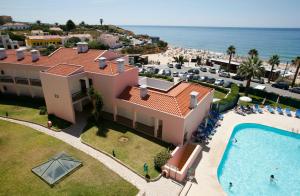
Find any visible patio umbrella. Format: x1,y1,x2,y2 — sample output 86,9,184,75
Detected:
239,96,252,103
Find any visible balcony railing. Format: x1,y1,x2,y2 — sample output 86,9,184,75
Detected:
30,79,42,86
72,90,88,102
0,76,14,83
15,77,29,85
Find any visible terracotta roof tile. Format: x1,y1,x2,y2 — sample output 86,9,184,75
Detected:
0,48,135,75
45,64,83,76
118,82,213,117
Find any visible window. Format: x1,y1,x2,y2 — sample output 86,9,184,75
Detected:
88,78,93,87
3,86,7,91
1,70,4,75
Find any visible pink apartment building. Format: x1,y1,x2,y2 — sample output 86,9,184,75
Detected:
0,43,214,145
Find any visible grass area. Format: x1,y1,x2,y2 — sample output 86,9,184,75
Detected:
0,120,138,196
0,95,71,130
213,90,227,99
81,121,172,179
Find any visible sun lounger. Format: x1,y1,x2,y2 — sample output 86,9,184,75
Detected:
286,108,292,117
296,109,300,118
254,104,263,114
266,105,275,114
277,107,284,115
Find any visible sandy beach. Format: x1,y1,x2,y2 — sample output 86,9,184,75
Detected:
143,46,296,72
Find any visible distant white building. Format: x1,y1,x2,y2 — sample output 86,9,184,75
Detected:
31,30,49,36
0,22,30,30
49,27,63,32
98,33,122,49
0,34,19,49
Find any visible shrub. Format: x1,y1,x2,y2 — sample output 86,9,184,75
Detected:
153,150,171,171
215,84,240,112
39,106,47,115
190,80,229,94
139,73,173,82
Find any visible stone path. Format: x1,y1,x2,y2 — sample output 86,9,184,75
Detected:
0,117,182,196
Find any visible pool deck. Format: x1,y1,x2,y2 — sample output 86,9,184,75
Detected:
187,110,300,196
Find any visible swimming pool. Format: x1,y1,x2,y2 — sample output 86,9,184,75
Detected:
218,123,300,196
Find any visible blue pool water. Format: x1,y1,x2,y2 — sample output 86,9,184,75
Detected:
218,123,300,196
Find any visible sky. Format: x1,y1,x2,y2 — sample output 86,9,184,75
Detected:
1,0,300,28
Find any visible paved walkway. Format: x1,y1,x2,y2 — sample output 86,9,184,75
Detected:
0,117,182,196
186,110,300,196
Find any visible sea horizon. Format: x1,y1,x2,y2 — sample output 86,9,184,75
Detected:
121,25,300,62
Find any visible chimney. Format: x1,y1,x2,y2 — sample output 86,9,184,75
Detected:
189,91,199,109
16,48,25,61
117,58,125,73
77,42,89,53
140,85,148,98
0,48,7,60
30,49,40,62
98,57,107,69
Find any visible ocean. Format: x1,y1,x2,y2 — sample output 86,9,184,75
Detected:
121,25,300,62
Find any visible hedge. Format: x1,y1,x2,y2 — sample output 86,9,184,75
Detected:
189,80,229,94
214,84,240,112
139,73,173,82
240,86,300,108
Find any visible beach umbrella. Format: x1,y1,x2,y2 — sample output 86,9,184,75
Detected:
239,96,252,103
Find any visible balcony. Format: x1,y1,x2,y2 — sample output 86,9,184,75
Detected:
0,76,14,83
30,79,42,87
15,77,29,85
72,90,88,102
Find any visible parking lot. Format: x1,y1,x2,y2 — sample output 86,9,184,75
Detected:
142,64,300,99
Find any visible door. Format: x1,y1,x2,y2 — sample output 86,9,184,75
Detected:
80,79,87,93
157,120,163,139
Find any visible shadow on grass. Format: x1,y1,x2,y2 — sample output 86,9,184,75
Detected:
83,117,174,150
0,94,45,109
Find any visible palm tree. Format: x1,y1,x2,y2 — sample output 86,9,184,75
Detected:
226,45,236,72
291,56,300,87
238,56,265,90
173,55,185,66
196,56,202,66
268,55,280,83
54,22,59,26
248,49,258,58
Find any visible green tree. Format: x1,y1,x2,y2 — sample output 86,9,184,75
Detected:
291,56,300,87
196,56,202,66
64,37,81,48
88,87,104,123
226,45,236,72
88,40,109,50
238,56,265,90
268,55,280,83
248,49,258,58
173,55,186,66
36,20,41,25
79,21,85,26
66,20,76,31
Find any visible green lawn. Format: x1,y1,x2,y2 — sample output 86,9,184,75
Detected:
0,120,138,196
213,90,227,99
0,95,71,130
81,121,171,179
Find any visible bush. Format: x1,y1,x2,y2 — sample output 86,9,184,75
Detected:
153,150,171,171
48,114,72,129
39,106,47,115
88,40,109,50
190,80,229,94
214,84,240,112
139,73,173,82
